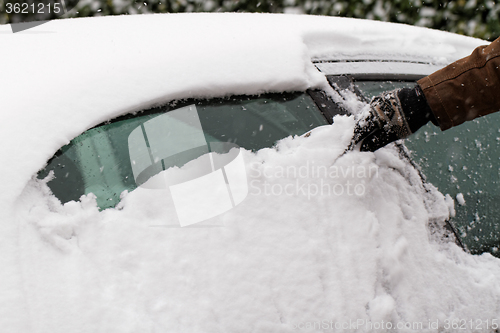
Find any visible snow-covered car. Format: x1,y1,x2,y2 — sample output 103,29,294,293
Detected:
2,13,500,332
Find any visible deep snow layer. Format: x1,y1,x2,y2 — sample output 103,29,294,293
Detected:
1,13,497,332
13,117,500,333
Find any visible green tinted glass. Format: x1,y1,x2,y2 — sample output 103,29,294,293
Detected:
355,81,416,99
38,92,328,209
405,116,500,256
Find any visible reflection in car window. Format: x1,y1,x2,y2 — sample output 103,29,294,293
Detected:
38,92,328,209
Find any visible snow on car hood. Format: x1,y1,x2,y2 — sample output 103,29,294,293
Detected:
1,13,497,332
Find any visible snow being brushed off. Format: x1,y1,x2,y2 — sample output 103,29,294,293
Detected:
1,13,497,333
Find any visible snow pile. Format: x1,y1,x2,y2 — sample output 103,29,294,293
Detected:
12,115,500,333
0,13,497,332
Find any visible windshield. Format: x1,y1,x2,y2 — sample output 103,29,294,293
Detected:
355,81,416,99
353,79,500,257
38,92,328,209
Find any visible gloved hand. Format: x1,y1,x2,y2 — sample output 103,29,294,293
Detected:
351,85,438,152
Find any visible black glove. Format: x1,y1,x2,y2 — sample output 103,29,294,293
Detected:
351,85,438,152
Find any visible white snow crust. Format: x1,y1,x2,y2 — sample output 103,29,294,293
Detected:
1,13,497,332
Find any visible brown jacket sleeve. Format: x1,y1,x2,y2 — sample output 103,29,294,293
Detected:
418,37,500,130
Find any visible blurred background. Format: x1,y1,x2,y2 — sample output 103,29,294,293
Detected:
1,0,499,41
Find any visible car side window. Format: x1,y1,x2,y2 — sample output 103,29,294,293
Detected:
38,92,329,210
